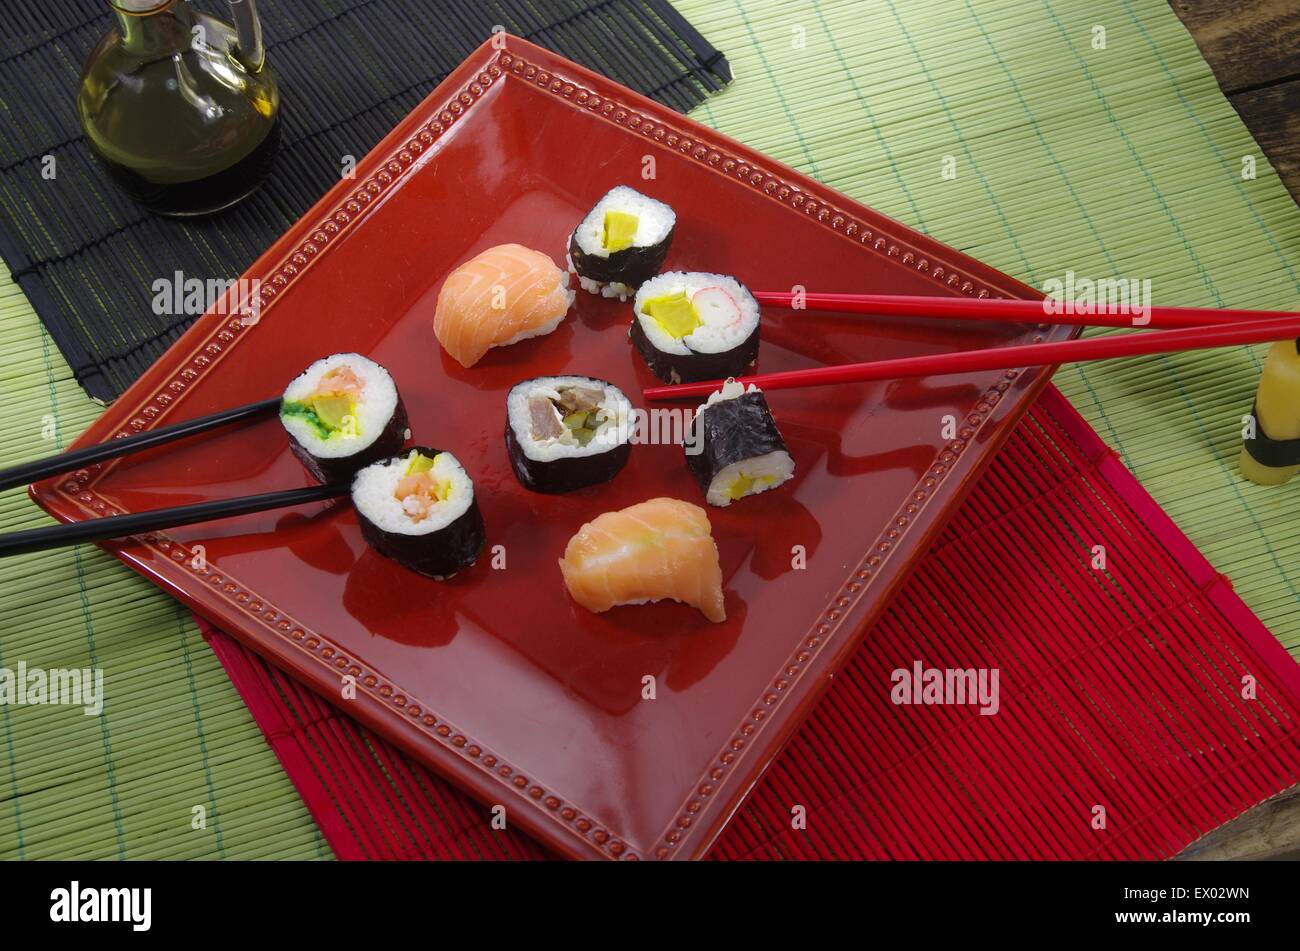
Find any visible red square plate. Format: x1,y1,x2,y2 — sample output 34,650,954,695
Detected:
33,37,1065,860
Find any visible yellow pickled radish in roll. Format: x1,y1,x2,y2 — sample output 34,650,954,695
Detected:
279,353,408,485
1240,339,1300,486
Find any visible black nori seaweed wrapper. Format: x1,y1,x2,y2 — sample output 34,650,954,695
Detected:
284,393,410,485
505,422,630,493
353,446,486,580
630,312,759,383
685,391,789,493
568,224,674,288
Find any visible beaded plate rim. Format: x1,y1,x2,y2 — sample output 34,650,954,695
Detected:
36,38,1056,860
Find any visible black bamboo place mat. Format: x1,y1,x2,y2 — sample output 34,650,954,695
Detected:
0,1,729,403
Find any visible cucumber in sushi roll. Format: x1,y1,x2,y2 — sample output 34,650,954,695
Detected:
567,186,675,300
505,375,633,493
280,353,410,484
631,272,760,384
352,447,485,580
686,379,794,506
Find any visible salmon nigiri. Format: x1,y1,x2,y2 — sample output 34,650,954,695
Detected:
434,243,575,368
559,497,726,623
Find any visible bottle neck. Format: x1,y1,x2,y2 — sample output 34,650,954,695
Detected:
112,0,193,55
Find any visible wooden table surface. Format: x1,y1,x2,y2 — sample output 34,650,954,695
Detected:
1170,0,1299,203
1167,0,1300,860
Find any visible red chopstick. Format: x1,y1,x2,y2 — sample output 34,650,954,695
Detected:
753,291,1295,330
642,314,1300,400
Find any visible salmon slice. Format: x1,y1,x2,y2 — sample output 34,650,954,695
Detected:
558,497,726,623
313,365,364,399
434,243,573,368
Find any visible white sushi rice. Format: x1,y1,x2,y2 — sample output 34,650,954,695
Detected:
633,271,760,356
697,378,795,507
567,251,635,301
352,450,474,535
571,186,675,259
497,295,574,350
507,376,632,462
281,353,402,458
705,452,795,507
580,275,634,301
698,377,758,415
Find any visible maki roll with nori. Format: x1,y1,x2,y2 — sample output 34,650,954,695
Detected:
568,186,675,300
631,272,760,384
505,375,632,492
280,353,410,484
686,379,794,506
352,447,485,580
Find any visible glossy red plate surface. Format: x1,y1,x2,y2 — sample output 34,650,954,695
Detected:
33,37,1068,860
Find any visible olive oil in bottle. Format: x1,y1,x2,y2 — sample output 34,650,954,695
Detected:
77,0,281,217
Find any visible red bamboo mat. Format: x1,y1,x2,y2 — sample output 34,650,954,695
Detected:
198,386,1300,859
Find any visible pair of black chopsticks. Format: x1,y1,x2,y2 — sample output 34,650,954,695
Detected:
0,398,348,558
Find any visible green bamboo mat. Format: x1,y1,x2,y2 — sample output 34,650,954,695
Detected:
1,0,1298,860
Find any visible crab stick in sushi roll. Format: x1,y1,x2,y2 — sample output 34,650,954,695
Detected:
352,448,485,580
279,353,410,484
434,243,575,368
630,272,760,384
559,497,725,622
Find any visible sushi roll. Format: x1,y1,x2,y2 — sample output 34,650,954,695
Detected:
505,375,633,493
559,497,725,622
567,186,676,300
280,353,410,484
630,272,760,384
434,243,575,368
351,447,485,580
686,379,794,507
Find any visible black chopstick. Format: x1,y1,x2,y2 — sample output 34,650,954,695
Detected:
0,483,348,558
0,397,281,493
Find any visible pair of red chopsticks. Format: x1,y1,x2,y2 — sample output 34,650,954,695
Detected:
642,293,1300,400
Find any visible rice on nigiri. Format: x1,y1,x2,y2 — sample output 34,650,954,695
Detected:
558,497,725,623
434,243,575,368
